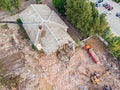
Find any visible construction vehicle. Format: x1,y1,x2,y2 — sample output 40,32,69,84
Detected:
90,73,100,84
90,70,109,84
84,44,98,64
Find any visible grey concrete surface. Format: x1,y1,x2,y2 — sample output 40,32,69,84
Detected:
91,0,120,36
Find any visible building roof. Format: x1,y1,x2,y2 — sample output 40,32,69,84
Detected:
19,4,74,54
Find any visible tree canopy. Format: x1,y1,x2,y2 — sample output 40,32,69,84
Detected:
0,0,21,12
113,0,120,3
52,0,66,15
101,27,120,59
108,36,120,59
65,0,108,38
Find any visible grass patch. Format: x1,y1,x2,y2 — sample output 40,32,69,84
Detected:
1,24,9,29
75,40,81,46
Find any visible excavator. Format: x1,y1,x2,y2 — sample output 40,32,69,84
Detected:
90,70,109,84
90,70,112,90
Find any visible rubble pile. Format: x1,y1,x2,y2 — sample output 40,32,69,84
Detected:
56,44,75,63
0,24,43,90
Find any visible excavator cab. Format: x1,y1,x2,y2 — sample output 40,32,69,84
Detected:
84,44,91,50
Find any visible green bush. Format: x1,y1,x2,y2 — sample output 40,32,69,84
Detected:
32,44,38,51
75,40,81,46
0,0,21,12
1,24,9,29
101,27,120,60
113,0,120,3
16,18,30,40
52,0,66,16
16,18,23,24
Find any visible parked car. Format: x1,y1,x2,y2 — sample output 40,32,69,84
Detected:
116,12,120,17
96,3,101,7
103,3,108,7
116,12,120,18
98,0,103,3
105,4,111,9
103,12,111,16
108,6,113,11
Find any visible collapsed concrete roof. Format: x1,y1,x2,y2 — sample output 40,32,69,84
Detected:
19,4,75,54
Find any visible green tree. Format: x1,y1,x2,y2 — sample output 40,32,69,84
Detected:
89,2,99,36
65,0,94,38
65,0,108,38
113,0,120,3
0,0,21,12
90,3,108,36
0,0,12,11
13,0,21,10
98,14,108,35
64,0,73,22
101,27,113,41
52,0,66,15
108,36,120,59
101,27,120,59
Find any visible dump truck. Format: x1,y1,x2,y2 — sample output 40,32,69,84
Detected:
84,44,99,64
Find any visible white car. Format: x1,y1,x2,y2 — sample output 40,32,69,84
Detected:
104,11,111,16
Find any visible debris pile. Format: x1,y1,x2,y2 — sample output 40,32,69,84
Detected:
56,44,75,63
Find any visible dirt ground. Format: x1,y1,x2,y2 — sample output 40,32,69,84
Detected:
36,45,120,90
84,36,120,89
85,36,120,71
0,3,120,90
0,15,120,90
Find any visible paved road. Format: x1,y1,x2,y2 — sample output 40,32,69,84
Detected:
91,0,120,36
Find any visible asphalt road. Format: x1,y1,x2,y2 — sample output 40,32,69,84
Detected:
91,0,120,36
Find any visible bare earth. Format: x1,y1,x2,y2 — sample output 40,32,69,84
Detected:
0,2,120,90
36,46,120,90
